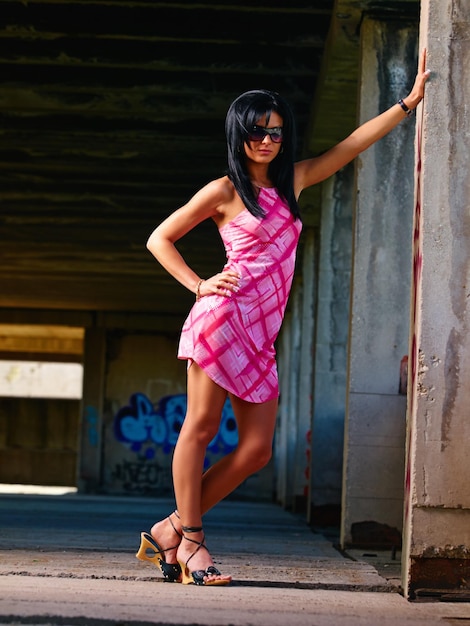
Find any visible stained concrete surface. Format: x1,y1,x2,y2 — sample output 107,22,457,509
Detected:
0,490,469,625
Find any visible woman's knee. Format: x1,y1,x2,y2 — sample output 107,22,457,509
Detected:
238,440,272,472
179,412,220,447
255,444,273,470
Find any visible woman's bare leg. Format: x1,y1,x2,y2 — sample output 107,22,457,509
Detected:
172,362,226,525
151,368,277,582
172,362,232,582
149,362,225,566
200,392,278,514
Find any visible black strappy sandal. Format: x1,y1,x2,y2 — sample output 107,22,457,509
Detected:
178,525,231,586
136,511,182,582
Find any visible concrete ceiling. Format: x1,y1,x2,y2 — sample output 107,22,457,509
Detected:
0,0,419,332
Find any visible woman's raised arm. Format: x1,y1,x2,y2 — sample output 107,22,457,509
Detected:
294,49,430,195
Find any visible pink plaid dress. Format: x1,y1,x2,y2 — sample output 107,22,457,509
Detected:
178,187,302,403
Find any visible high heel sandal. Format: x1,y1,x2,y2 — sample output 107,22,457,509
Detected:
136,511,182,582
178,525,231,586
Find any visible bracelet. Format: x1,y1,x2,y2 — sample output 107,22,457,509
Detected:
398,98,413,117
195,279,204,301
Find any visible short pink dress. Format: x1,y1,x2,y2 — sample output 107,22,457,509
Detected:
178,187,302,403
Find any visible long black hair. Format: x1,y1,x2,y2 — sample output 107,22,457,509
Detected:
225,89,300,219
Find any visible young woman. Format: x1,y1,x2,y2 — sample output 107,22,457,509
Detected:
137,51,430,586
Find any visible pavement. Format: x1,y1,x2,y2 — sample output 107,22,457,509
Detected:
0,487,469,626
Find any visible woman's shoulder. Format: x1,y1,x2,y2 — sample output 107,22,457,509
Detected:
203,176,246,228
202,176,236,202
200,176,241,214
185,176,236,216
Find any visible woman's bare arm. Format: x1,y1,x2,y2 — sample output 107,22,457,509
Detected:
294,49,430,195
146,178,239,297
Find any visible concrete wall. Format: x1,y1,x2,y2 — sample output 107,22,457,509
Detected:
341,18,419,546
276,228,316,512
402,0,470,598
0,321,275,499
78,330,275,500
0,324,83,486
309,165,353,525
0,397,79,485
276,303,302,508
102,332,185,496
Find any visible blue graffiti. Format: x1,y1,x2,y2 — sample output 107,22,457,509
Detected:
114,392,238,466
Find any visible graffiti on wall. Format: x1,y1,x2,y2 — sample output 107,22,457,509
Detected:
111,458,172,494
112,392,238,493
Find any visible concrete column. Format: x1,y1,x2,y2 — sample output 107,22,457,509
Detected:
309,165,353,525
293,229,316,512
286,287,303,506
77,326,106,492
276,310,295,507
341,18,418,546
276,234,316,511
402,0,470,599
276,288,303,508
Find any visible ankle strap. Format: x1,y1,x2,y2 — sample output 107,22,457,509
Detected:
168,511,182,538
182,525,203,533
181,527,206,568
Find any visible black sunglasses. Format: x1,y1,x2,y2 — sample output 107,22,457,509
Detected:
248,125,283,143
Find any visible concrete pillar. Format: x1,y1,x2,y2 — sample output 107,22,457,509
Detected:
276,310,295,507
276,231,316,511
341,18,418,546
77,326,106,491
276,287,303,508
402,0,470,599
293,229,316,512
309,165,353,525
286,287,303,506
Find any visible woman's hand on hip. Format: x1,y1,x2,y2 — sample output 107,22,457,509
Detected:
199,271,240,298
